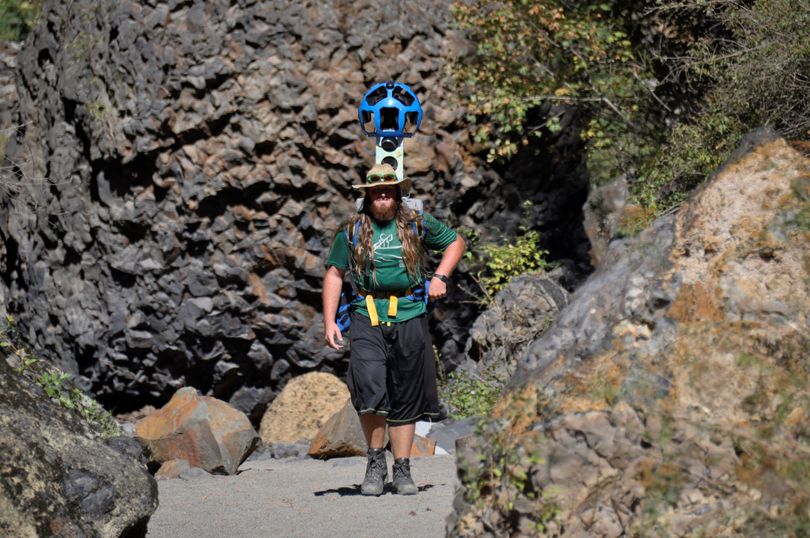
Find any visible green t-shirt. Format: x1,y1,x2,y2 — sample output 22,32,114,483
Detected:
326,212,457,323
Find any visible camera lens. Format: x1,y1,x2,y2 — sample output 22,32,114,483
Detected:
380,137,398,151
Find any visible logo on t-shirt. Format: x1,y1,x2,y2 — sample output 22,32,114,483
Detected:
374,233,395,250
373,232,403,266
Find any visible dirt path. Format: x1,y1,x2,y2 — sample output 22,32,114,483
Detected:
146,454,458,538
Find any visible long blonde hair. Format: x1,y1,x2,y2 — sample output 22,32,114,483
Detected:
347,194,425,287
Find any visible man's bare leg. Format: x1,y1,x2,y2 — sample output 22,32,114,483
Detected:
389,422,418,495
360,414,387,448
388,423,414,459
359,414,388,495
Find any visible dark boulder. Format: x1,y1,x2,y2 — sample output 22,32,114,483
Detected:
0,356,157,536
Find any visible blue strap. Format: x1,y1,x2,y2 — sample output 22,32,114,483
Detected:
410,219,427,240
404,280,436,314
336,284,365,332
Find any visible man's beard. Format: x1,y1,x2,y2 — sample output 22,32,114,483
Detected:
370,198,397,221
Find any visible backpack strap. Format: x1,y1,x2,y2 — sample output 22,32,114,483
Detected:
411,211,426,240
353,220,362,248
401,197,426,241
343,220,363,302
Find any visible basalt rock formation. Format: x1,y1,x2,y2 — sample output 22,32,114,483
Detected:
465,272,569,382
449,133,810,536
0,355,158,536
0,0,590,418
0,42,19,146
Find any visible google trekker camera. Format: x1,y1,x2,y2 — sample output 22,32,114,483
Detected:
358,81,423,180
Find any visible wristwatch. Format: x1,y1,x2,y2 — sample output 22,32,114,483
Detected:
433,273,449,284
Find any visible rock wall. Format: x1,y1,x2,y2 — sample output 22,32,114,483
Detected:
0,41,20,322
0,41,19,140
0,0,591,417
449,133,810,535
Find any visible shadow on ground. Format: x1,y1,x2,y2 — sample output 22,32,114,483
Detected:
313,484,437,497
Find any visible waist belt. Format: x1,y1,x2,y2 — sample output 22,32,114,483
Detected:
358,287,423,326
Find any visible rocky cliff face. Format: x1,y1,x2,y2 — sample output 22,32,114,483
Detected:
0,0,591,417
450,134,810,536
0,42,19,143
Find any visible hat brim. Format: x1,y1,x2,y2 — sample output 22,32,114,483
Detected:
352,177,412,192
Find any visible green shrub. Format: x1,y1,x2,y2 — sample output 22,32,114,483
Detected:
0,0,42,42
478,227,549,296
628,0,810,215
451,0,661,185
632,107,745,214
690,0,810,140
458,203,551,300
451,0,810,227
440,367,503,419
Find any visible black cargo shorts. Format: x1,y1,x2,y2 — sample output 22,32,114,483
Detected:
347,311,440,424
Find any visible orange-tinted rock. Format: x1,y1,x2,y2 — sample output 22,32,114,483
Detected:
154,459,191,480
154,458,210,480
451,135,810,536
134,387,258,475
410,435,436,457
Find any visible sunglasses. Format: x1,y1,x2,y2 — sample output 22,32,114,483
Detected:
366,173,398,184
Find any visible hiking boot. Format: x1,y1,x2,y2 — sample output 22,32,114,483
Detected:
361,448,387,496
392,458,418,495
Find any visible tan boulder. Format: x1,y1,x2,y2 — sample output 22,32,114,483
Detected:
308,400,434,459
259,372,350,444
308,398,367,459
134,387,258,475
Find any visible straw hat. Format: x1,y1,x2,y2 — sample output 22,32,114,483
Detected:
352,163,412,193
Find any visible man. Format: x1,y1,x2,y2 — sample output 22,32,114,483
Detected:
322,163,465,495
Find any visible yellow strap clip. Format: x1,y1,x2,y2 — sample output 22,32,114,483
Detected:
366,295,379,326
387,295,398,318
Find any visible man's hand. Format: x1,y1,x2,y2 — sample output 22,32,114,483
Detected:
428,276,447,301
324,321,344,350
323,265,346,350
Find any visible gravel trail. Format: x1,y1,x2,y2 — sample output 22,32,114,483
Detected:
146,455,458,538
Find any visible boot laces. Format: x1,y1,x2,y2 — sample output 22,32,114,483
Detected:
365,451,386,479
393,459,411,480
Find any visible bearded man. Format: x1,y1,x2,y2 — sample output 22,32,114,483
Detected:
322,163,465,495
